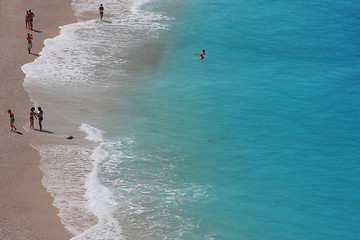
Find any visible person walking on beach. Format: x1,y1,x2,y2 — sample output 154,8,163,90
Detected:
27,33,33,54
29,107,36,129
99,4,104,20
8,110,17,132
37,107,43,131
28,10,35,30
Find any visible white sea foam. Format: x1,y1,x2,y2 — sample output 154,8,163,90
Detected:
21,0,186,238
80,123,104,142
72,0,170,20
36,123,122,238
22,21,126,88
35,143,98,236
22,0,169,89
71,130,123,239
37,129,211,239
87,138,211,239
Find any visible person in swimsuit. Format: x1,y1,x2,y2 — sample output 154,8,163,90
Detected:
37,107,43,131
29,107,36,129
27,33,33,54
196,49,206,55
28,10,35,30
195,49,206,59
8,110,17,132
99,4,104,20
25,11,30,29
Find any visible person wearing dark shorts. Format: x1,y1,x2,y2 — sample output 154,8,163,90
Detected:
28,10,35,30
37,107,43,131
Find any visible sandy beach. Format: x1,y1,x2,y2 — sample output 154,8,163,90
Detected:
0,0,76,239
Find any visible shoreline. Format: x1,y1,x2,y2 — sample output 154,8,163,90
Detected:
0,0,77,239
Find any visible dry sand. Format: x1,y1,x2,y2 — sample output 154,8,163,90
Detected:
0,0,77,239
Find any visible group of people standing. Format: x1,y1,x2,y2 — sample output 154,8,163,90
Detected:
26,5,104,54
25,10,35,30
12,10,44,133
25,10,35,54
7,107,43,132
30,107,44,131
18,5,102,133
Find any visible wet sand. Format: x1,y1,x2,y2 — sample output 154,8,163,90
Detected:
0,0,76,239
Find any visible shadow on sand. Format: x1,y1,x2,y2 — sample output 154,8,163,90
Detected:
34,129,54,134
14,131,23,135
31,29,43,33
101,19,112,23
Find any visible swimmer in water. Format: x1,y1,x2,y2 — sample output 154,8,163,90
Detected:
196,49,206,55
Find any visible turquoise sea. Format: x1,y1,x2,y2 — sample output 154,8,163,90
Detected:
22,0,360,239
